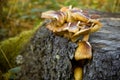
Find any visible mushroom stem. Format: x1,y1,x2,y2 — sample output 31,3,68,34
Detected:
82,34,89,41
74,67,83,80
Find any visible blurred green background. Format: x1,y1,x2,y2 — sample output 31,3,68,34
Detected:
0,0,120,41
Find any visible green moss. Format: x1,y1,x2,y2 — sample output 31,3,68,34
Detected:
0,22,41,72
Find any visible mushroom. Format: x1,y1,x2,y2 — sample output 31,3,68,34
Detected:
41,6,102,80
73,37,92,80
41,6,102,39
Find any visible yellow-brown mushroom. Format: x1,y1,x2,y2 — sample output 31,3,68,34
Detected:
73,40,92,80
41,6,102,80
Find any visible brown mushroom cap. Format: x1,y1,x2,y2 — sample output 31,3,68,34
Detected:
74,41,92,61
41,10,67,25
41,6,102,42
70,9,89,22
89,19,102,33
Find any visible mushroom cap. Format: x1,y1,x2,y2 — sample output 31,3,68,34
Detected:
70,9,89,22
41,10,67,25
41,10,58,19
89,19,102,33
74,41,92,61
41,6,102,42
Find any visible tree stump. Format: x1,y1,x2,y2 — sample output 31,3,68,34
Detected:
17,24,76,80
17,16,120,79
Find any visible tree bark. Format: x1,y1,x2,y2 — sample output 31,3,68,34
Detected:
17,24,77,80
83,18,120,80
17,17,120,80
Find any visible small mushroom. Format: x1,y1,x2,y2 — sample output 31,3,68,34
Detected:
74,41,92,61
74,40,92,80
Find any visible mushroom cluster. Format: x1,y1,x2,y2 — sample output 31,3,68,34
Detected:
41,6,102,42
41,6,102,80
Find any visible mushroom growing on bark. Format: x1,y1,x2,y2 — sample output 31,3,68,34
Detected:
41,6,102,80
74,41,92,61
